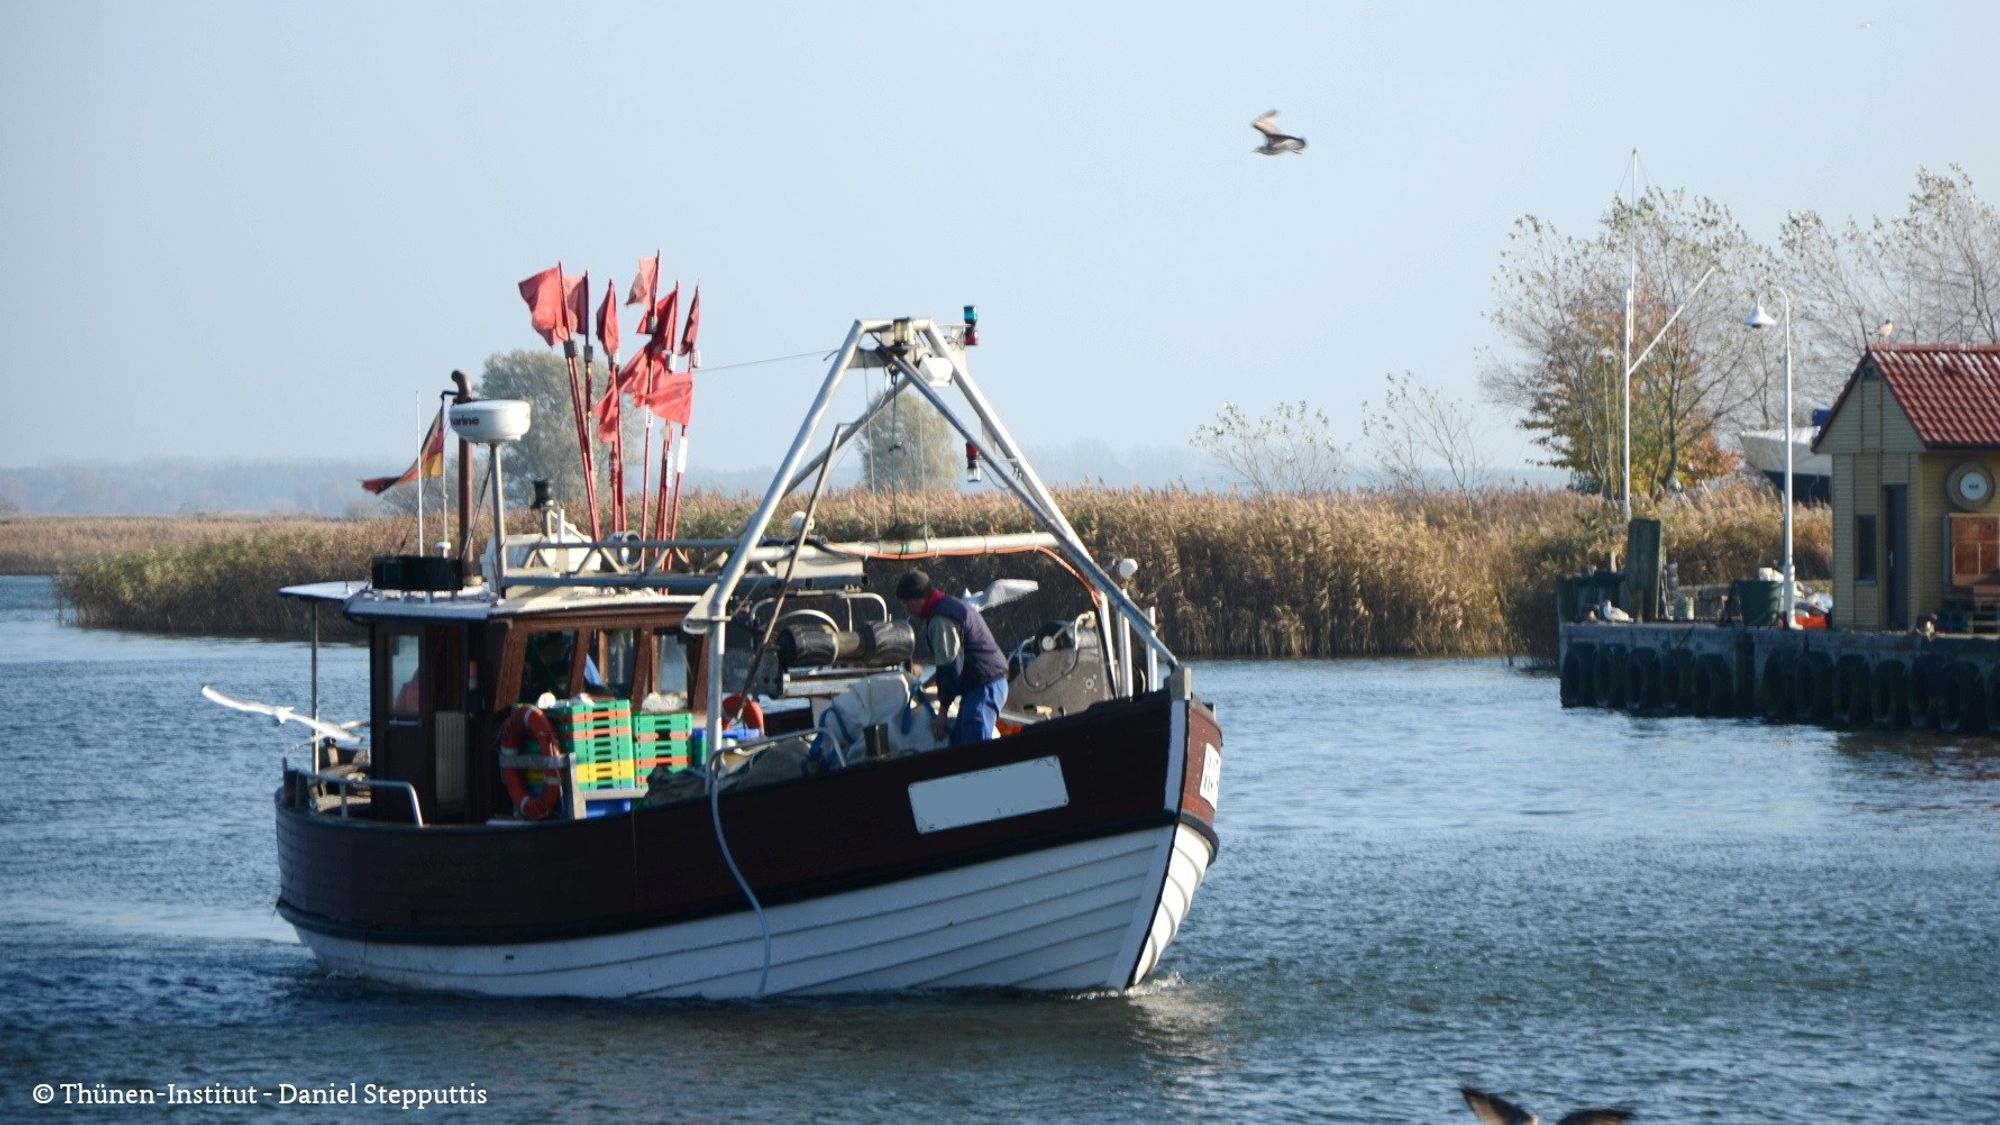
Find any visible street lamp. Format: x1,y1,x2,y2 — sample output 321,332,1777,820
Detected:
1744,289,1795,628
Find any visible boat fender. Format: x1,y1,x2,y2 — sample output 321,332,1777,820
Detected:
1831,655,1871,728
1692,653,1733,717
1759,650,1795,723
1560,644,1593,708
1593,645,1627,709
500,705,566,821
1907,654,1944,729
1623,647,1660,713
1658,648,1689,713
1870,660,1909,729
1939,661,1985,734
1793,652,1833,725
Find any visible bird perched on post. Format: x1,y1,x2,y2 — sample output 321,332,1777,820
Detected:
1251,110,1306,155
1460,1086,1633,1125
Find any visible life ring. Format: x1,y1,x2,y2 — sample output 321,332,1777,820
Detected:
722,693,766,733
500,705,566,821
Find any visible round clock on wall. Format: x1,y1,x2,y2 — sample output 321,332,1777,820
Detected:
1947,462,1994,509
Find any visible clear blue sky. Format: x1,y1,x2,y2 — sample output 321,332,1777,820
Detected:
2,1,1993,478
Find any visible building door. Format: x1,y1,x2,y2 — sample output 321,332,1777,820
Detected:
1883,484,1908,630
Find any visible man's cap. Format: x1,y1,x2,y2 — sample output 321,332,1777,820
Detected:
896,570,933,601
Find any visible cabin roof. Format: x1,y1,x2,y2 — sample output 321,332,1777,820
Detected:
1815,343,2000,452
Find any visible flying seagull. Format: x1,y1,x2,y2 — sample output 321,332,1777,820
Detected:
1251,110,1306,155
1460,1086,1633,1125
202,684,366,750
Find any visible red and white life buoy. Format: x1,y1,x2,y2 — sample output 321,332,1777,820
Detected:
722,693,766,733
500,705,565,821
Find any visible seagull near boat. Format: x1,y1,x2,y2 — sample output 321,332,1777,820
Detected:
1460,1086,1633,1125
1251,109,1306,155
260,298,1223,1001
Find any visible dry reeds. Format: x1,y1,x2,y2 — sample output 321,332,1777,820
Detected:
40,482,1827,660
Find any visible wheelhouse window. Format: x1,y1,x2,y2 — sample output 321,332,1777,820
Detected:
519,630,580,702
598,628,638,697
1949,514,2000,589
654,628,693,707
1855,515,1877,583
388,632,422,720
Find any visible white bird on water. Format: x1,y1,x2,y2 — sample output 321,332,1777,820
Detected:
202,684,366,750
1461,1086,1633,1125
1251,110,1306,155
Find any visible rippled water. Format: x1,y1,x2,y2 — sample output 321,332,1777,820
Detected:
2,574,1996,1121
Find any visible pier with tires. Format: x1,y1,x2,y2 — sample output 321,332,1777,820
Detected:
1559,623,2000,732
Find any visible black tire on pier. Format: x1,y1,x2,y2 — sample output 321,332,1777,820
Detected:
1624,647,1661,713
1759,649,1796,724
1871,659,1910,729
1793,651,1834,725
1691,653,1733,717
1560,644,1594,708
1830,655,1871,728
1660,648,1692,713
1939,661,1986,735
1593,645,1628,710
1907,653,1944,729
1987,664,2000,732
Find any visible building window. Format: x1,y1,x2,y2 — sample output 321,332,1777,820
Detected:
1855,515,1876,582
1949,513,2000,589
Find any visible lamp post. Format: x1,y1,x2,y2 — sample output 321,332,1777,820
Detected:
1745,288,1795,628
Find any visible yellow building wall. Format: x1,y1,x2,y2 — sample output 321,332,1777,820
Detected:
1818,370,2000,630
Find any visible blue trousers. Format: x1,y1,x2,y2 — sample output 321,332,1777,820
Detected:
951,678,1009,743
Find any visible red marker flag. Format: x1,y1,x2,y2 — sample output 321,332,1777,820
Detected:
628,252,659,332
678,285,701,359
360,412,447,495
565,272,589,344
637,369,694,427
595,278,620,361
517,264,572,346
650,283,680,356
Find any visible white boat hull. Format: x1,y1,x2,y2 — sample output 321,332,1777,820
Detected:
296,824,1214,999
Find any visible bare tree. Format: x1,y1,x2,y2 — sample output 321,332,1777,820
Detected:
1781,165,2000,366
1483,188,1772,499
1361,371,1488,496
1191,401,1345,495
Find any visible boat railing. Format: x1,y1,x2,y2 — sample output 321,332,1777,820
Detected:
292,767,427,828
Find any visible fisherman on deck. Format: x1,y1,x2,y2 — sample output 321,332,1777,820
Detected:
897,569,1009,744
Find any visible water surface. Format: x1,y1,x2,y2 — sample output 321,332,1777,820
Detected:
1,576,1994,1120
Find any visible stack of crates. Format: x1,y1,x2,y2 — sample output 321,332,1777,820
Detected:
544,698,635,792
634,710,702,780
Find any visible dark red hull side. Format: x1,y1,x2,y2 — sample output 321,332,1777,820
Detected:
278,692,1219,947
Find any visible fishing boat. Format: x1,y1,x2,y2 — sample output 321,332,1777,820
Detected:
252,312,1221,999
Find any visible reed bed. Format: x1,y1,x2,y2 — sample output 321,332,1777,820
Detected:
0,516,355,575
44,483,1828,660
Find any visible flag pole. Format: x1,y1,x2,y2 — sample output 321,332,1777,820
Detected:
414,392,426,549
558,267,602,540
